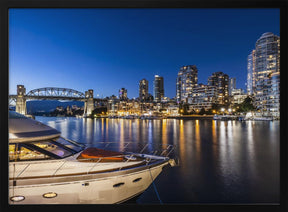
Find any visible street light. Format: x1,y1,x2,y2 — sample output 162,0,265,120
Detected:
221,108,225,115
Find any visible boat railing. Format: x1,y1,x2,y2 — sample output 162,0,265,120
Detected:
86,142,176,157
11,142,177,178
118,154,136,171
14,163,30,179
74,142,176,174
87,158,102,174
52,153,80,176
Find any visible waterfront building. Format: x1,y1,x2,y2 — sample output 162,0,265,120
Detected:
117,100,128,115
120,99,140,116
207,71,229,105
232,94,248,105
187,83,217,111
66,106,73,116
153,75,164,103
268,72,280,117
167,105,179,116
161,96,170,103
56,106,64,112
107,95,119,116
139,79,149,102
153,102,163,112
72,105,80,110
247,50,256,95
229,78,236,95
140,101,154,114
230,89,247,105
119,88,128,101
253,32,280,115
231,88,245,96
176,65,198,103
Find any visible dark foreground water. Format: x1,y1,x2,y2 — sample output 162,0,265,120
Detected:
36,116,280,204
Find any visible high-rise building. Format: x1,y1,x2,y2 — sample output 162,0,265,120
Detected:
187,83,217,110
139,79,149,102
269,72,280,117
247,50,256,95
176,65,198,103
253,32,280,115
229,77,236,95
119,88,128,101
207,71,229,105
153,75,164,102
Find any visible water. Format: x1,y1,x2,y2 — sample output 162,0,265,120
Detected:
36,116,280,204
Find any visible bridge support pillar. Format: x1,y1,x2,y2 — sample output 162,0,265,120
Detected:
15,85,27,115
84,89,94,117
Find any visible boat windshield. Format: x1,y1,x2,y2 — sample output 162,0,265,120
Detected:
9,137,85,162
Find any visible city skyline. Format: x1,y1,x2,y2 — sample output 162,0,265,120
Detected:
9,8,280,98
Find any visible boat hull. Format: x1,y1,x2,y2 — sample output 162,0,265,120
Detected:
9,161,168,204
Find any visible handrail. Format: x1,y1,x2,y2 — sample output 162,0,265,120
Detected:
52,161,67,176
139,143,149,154
10,143,177,179
87,158,102,174
118,154,135,171
84,142,177,161
52,153,79,176
16,163,30,179
160,145,174,157
166,145,175,157
122,142,131,151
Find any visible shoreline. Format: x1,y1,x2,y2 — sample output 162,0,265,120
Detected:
166,115,214,120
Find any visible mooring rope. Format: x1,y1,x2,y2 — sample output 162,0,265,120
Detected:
149,168,163,204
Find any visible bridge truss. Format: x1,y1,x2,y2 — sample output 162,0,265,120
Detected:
9,87,106,108
27,87,85,99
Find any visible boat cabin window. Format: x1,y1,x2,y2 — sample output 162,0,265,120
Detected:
9,144,51,162
9,138,84,161
53,137,83,153
33,141,73,158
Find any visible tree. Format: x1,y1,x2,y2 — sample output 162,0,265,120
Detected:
236,96,255,112
199,107,206,115
92,107,107,116
179,103,189,115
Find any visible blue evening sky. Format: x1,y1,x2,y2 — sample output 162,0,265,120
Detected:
9,8,280,99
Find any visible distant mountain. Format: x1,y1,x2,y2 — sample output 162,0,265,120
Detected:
26,100,84,114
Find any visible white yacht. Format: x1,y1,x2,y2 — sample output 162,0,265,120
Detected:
9,111,175,204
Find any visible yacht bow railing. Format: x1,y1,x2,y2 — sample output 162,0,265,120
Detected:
11,142,177,179
86,141,176,158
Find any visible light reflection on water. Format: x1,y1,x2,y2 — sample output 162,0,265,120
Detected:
36,116,279,204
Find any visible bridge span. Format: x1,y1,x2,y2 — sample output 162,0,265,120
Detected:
9,85,107,117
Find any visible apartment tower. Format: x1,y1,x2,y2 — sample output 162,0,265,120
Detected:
176,65,198,103
139,79,149,102
153,75,164,102
251,32,280,115
119,88,128,101
207,71,229,105
247,50,256,95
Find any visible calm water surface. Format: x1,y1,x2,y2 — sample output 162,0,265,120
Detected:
36,116,280,204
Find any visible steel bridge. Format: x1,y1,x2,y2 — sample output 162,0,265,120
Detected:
9,85,106,116
10,87,87,101
27,87,86,99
